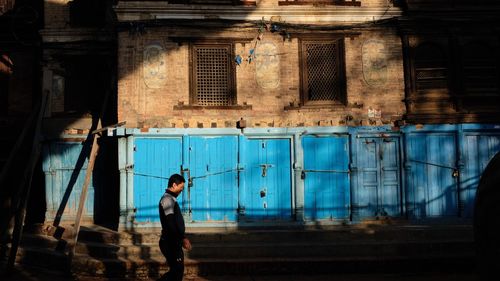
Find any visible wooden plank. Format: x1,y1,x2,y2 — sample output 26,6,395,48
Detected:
6,91,48,273
70,74,113,259
91,121,126,135
70,131,100,258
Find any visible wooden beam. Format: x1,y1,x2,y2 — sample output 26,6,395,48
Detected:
6,91,48,273
70,129,100,258
70,71,114,260
91,121,126,135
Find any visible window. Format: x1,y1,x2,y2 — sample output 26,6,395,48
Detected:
414,43,449,91
461,43,498,96
458,42,499,111
191,43,235,106
300,38,347,106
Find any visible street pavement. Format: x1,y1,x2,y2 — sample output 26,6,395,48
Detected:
0,265,480,281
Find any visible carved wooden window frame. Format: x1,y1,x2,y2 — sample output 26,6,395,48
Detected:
299,37,347,107
190,43,236,107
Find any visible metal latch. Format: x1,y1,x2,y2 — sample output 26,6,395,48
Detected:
181,166,193,187
260,164,273,177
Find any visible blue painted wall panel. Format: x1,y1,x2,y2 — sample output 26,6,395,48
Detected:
353,137,402,218
43,142,94,220
240,138,292,220
406,133,458,218
461,133,500,217
303,135,350,220
189,136,238,222
380,138,402,216
134,138,182,223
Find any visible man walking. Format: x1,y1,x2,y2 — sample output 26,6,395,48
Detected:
158,174,192,281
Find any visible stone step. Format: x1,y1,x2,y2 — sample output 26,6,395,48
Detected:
14,225,476,278
20,233,70,252
13,241,475,278
14,246,70,273
73,239,474,260
77,225,473,246
70,253,475,278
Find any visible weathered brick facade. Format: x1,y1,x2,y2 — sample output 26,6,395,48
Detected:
117,0,406,129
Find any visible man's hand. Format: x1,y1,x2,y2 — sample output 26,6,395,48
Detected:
182,238,192,251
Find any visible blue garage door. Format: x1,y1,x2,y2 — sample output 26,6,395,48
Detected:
189,136,238,222
353,136,402,218
303,135,350,221
240,138,292,220
134,138,183,223
406,133,458,218
461,133,500,218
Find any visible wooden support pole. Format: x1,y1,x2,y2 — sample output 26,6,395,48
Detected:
70,129,100,259
6,92,48,273
70,70,114,260
91,121,126,135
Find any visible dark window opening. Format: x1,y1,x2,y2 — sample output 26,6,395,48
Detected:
63,56,108,116
300,39,347,106
462,43,498,96
191,44,235,106
69,0,107,27
414,43,449,91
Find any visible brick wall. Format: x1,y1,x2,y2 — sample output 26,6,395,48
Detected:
259,0,393,7
44,0,70,29
117,24,405,129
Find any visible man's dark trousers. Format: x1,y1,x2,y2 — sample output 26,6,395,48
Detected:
158,237,184,281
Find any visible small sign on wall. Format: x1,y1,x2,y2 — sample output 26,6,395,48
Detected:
368,107,382,119
143,44,166,89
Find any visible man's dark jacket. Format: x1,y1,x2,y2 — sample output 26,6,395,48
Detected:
159,189,185,244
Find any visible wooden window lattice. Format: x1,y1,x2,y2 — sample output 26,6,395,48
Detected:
302,40,346,105
414,44,449,91
192,44,234,106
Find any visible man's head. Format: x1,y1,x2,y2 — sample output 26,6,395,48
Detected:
167,173,186,194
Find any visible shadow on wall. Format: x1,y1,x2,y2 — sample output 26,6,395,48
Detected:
0,0,119,247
